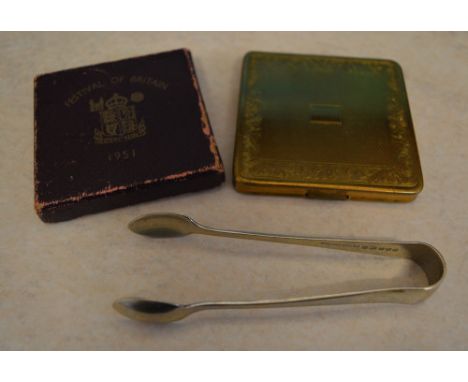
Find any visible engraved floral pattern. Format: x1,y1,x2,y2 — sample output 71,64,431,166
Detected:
238,52,420,187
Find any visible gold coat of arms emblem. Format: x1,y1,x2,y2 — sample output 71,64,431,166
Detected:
90,92,146,144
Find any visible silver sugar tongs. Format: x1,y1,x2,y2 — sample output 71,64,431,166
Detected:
113,213,446,323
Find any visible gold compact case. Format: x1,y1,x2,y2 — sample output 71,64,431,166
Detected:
233,51,423,202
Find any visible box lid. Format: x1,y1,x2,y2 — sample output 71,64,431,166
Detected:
233,51,423,202
35,49,224,222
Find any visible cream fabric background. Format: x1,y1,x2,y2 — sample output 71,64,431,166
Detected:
0,32,467,350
